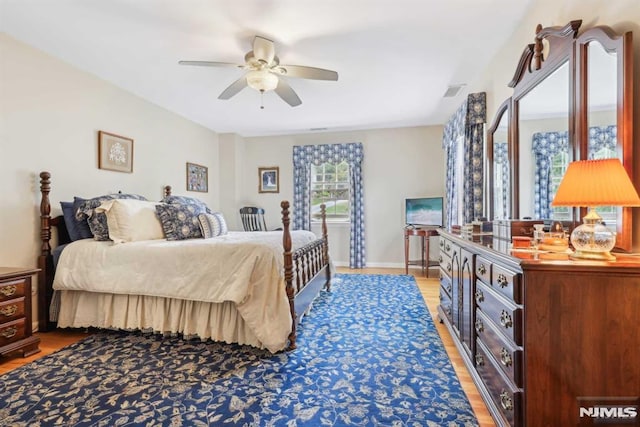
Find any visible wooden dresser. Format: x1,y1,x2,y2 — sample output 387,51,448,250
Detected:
0,267,41,358
437,230,640,426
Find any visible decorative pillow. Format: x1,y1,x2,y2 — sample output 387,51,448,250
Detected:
155,203,206,240
76,193,147,241
198,212,228,238
61,201,91,241
161,195,212,214
96,199,165,244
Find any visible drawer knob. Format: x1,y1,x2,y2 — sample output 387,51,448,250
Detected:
475,354,485,366
500,347,513,367
477,264,487,275
497,273,509,288
0,285,17,297
500,391,514,411
439,240,444,248
475,289,484,303
475,319,484,333
438,255,443,264
0,305,18,317
1,326,17,339
445,243,451,252
446,262,452,273
500,310,513,328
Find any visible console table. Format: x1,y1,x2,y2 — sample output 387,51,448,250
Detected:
404,227,439,277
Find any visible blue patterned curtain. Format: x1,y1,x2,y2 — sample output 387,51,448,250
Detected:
292,143,365,268
494,142,510,219
442,92,486,227
587,125,617,159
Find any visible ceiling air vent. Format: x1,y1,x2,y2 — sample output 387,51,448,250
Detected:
443,84,466,98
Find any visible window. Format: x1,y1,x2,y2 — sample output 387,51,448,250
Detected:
311,161,350,221
591,147,619,227
549,150,571,220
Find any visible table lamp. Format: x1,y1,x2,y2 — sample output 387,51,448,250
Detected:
551,158,640,261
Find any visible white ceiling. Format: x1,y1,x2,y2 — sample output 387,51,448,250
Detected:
0,0,534,137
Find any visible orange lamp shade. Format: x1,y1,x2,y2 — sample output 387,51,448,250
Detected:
551,158,640,207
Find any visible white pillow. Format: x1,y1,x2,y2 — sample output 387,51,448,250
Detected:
96,199,165,243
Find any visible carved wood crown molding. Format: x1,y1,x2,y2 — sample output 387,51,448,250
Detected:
508,19,582,88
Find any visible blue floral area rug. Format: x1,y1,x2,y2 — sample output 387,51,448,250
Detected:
0,274,478,426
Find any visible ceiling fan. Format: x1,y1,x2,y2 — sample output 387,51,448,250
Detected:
179,36,339,107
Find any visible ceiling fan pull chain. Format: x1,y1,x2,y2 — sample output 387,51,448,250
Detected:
260,89,265,109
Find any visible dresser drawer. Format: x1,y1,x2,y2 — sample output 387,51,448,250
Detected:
439,250,453,279
439,237,454,257
475,255,492,285
475,338,523,426
492,265,521,304
0,297,25,323
0,278,27,302
0,318,26,346
475,309,523,387
439,275,453,298
439,285,453,324
475,281,523,346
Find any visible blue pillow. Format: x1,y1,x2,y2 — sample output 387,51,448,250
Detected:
161,195,212,214
198,212,228,238
61,201,93,241
155,203,205,240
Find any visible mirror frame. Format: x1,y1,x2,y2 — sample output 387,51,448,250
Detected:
489,20,634,251
575,26,633,251
486,98,511,220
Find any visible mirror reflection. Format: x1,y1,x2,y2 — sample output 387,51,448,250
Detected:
493,112,510,219
586,40,618,233
517,61,570,220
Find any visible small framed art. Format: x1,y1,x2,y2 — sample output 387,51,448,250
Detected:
258,166,279,193
186,162,208,192
98,131,133,173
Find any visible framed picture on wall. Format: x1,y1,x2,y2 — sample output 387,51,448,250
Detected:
186,162,208,192
258,166,279,193
98,131,133,173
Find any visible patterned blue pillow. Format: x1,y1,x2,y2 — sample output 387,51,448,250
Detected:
155,203,205,240
76,193,147,241
161,195,212,214
198,212,228,238
72,197,94,239
60,202,84,241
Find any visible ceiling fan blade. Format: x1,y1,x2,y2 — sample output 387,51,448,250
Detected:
218,76,248,100
252,36,275,64
275,79,302,107
275,65,338,81
179,60,242,68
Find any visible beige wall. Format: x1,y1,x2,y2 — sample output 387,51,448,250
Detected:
473,0,640,248
0,34,219,270
238,126,445,267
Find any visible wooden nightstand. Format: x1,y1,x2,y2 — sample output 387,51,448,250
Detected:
0,267,41,358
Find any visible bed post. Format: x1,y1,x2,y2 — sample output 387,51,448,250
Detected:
37,171,52,331
281,200,296,350
164,185,172,197
320,204,331,290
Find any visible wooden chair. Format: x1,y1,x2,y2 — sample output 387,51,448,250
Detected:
239,207,268,231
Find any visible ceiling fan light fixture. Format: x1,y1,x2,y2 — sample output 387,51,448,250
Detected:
246,70,278,92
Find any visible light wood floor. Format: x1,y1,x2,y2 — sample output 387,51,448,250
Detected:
0,267,494,426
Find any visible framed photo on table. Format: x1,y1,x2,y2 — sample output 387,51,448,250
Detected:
98,131,133,173
186,162,208,193
258,166,279,193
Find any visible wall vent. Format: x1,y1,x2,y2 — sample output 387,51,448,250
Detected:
443,84,466,98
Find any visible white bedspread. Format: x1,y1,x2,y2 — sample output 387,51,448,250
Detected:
53,230,317,352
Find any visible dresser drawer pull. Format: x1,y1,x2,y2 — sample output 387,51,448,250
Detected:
475,354,484,366
439,240,444,248
500,391,514,411
475,289,484,303
438,255,443,264
500,347,513,367
477,264,487,275
445,243,451,252
446,283,452,294
475,318,484,333
1,326,17,339
0,285,17,297
445,307,451,316
497,273,509,288
446,262,452,273
500,310,513,328
0,305,18,317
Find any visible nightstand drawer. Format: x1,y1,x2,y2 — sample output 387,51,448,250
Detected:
0,297,25,322
0,318,26,346
0,278,26,302
475,281,523,346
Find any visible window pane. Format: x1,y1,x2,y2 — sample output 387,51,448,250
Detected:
311,161,350,221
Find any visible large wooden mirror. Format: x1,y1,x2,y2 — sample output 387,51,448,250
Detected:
488,20,634,251
486,98,511,220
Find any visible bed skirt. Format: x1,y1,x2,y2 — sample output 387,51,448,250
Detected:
56,290,270,350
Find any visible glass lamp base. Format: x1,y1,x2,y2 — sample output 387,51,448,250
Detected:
569,209,616,261
570,249,616,261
